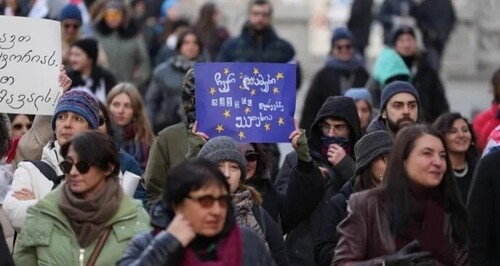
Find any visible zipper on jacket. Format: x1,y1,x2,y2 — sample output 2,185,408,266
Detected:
79,248,85,266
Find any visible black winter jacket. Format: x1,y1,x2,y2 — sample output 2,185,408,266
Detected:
300,65,369,131
467,149,500,265
275,96,361,266
315,178,354,266
118,202,274,266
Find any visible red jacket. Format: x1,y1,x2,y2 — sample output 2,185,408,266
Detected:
473,103,500,151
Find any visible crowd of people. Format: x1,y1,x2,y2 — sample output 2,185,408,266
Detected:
0,0,499,265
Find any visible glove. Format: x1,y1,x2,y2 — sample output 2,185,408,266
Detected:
293,129,312,162
186,131,205,159
383,240,431,266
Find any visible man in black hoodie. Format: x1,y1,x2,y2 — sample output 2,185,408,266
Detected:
275,96,361,266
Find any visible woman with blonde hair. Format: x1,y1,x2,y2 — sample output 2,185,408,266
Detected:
107,82,154,170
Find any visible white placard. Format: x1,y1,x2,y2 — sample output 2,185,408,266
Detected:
0,16,62,115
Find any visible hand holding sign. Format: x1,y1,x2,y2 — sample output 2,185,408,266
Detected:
289,119,311,162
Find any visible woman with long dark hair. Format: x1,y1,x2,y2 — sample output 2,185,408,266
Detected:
193,2,229,61
333,125,468,265
432,112,478,203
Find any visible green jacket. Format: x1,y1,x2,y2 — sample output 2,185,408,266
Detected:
144,122,189,208
13,186,150,266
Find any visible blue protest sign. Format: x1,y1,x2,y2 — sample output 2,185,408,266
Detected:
195,62,296,143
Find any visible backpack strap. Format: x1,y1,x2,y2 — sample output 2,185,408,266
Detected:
28,160,63,189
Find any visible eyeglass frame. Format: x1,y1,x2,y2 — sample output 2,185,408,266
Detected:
186,194,232,209
59,160,91,174
319,121,349,134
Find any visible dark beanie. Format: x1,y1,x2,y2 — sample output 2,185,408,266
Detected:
51,90,100,130
59,4,82,23
72,39,98,65
331,27,353,45
380,81,420,110
354,130,393,175
391,25,416,46
197,136,247,179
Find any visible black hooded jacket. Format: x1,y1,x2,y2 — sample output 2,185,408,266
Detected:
275,96,361,266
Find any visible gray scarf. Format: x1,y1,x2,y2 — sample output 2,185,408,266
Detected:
233,189,267,247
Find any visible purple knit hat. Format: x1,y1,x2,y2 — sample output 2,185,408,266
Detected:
51,90,99,130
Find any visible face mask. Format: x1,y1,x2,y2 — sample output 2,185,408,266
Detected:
320,136,350,148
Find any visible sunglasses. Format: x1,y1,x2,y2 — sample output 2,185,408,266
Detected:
12,123,31,130
245,151,259,162
335,44,352,51
59,160,91,174
99,116,106,126
186,194,231,208
63,23,81,30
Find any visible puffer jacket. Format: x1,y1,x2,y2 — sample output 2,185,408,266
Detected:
13,186,150,266
275,96,361,266
145,55,195,133
119,201,274,266
3,141,63,232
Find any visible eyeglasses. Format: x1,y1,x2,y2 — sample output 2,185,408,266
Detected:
12,123,31,130
335,44,352,51
245,151,259,162
186,194,231,209
59,160,91,174
319,122,348,133
250,11,271,17
63,23,81,30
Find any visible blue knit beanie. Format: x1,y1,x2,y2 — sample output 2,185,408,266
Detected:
344,88,372,106
380,81,420,110
331,27,353,45
59,4,82,23
51,90,99,130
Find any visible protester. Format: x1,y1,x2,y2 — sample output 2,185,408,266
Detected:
433,112,478,203
107,83,154,170
413,0,456,70
60,4,83,66
300,28,369,131
377,0,418,45
146,29,202,133
366,81,420,135
10,68,72,166
467,148,500,264
315,130,392,266
347,0,374,57
333,125,468,265
276,96,361,265
473,67,500,152
3,90,100,232
391,26,449,123
67,38,117,103
97,101,146,205
482,124,500,156
0,115,14,252
13,131,150,265
119,158,274,265
194,2,230,61
144,68,194,207
92,0,151,89
344,88,374,135
7,114,33,140
217,0,301,88
192,136,288,266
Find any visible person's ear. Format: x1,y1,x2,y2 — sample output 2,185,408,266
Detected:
104,163,115,177
381,109,387,119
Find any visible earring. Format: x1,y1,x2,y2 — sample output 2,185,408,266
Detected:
378,174,383,181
